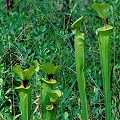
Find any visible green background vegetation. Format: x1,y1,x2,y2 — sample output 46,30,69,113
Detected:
0,0,120,119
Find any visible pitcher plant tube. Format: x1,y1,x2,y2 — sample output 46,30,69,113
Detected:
13,65,36,120
40,62,63,120
72,16,89,120
92,3,113,120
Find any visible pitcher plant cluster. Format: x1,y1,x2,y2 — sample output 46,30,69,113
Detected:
72,3,113,120
13,61,62,120
12,2,114,120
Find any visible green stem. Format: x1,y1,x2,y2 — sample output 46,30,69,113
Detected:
72,16,88,120
16,85,32,120
74,30,88,120
41,86,50,119
97,25,113,120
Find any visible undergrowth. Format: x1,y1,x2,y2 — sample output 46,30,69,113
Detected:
0,0,120,119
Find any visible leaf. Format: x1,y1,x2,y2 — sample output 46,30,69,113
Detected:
42,82,52,91
34,60,40,72
72,17,89,119
0,98,9,111
5,88,12,95
64,112,69,120
115,63,120,69
40,26,46,32
47,90,63,102
41,82,63,102
13,65,36,80
62,80,76,102
92,3,111,20
41,62,58,74
5,16,23,36
24,66,36,80
13,65,25,80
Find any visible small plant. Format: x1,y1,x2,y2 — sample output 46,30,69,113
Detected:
72,16,89,120
13,62,62,120
40,62,63,120
13,65,36,120
92,3,113,120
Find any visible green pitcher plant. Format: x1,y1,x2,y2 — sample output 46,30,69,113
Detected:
72,16,89,120
40,62,63,120
92,3,113,120
13,65,36,120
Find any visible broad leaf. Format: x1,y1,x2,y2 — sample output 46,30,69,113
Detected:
41,62,58,74
13,65,24,80
24,66,36,80
13,65,36,80
92,3,111,20
41,82,62,102
42,82,52,92
47,90,63,102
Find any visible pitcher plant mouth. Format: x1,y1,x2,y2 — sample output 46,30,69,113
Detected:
72,16,84,29
16,85,32,90
15,85,33,120
96,25,113,35
22,80,29,88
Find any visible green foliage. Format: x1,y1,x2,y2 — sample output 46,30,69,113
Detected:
92,3,111,20
0,0,120,120
41,62,58,75
13,65,35,80
40,62,62,120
